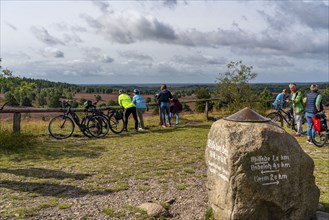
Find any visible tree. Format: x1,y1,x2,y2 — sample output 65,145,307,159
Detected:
195,87,213,112
322,85,329,106
48,89,62,108
257,88,273,113
214,61,257,112
16,81,36,106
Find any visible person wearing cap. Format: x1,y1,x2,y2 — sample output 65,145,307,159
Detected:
132,89,147,130
118,89,138,132
304,84,323,144
289,83,304,137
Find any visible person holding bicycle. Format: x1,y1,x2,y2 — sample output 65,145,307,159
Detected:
289,83,304,137
273,89,289,109
304,84,323,144
118,89,138,132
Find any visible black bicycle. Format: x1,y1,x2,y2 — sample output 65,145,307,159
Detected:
83,100,124,134
104,107,125,134
266,107,298,131
310,112,328,147
48,100,109,139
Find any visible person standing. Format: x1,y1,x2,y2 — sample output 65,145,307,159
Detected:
304,84,323,144
289,83,304,136
118,89,138,132
156,84,173,128
273,89,288,109
170,94,183,125
132,89,147,130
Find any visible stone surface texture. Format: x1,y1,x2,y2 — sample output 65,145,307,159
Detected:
206,119,320,220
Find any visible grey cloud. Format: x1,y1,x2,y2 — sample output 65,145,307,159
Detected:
257,10,289,32
42,47,64,58
277,1,329,30
81,47,114,63
30,26,64,45
80,14,103,29
63,33,83,45
254,58,295,69
102,55,114,63
80,7,327,59
92,0,111,13
5,21,17,31
172,54,225,66
162,0,178,8
81,11,177,44
52,22,87,33
118,50,153,61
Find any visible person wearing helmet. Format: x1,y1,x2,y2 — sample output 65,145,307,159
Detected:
132,89,147,130
118,89,138,132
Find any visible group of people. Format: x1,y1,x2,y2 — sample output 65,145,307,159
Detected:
118,84,182,131
273,83,323,144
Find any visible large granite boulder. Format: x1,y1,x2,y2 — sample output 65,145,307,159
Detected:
205,108,319,220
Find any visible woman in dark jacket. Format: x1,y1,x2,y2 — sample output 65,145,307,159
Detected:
157,84,173,128
170,94,183,125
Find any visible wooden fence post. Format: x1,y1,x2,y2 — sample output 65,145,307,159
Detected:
13,112,21,133
205,101,209,121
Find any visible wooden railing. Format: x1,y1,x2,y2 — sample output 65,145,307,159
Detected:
0,98,269,133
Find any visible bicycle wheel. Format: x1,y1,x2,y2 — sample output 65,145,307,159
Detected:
48,115,74,139
86,115,110,138
310,124,328,147
80,116,94,138
109,114,125,134
266,112,283,128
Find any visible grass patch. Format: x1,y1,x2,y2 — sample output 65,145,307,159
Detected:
58,203,72,209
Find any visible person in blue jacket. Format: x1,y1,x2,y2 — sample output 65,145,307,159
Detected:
132,89,147,130
272,89,288,109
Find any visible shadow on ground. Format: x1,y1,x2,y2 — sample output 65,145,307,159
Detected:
0,167,92,180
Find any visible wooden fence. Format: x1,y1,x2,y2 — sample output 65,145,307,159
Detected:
0,98,269,133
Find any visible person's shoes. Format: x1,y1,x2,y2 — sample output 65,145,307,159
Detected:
167,123,171,127
161,125,166,128
138,128,144,131
306,140,314,145
294,133,302,137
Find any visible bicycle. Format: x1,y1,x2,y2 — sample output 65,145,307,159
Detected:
104,107,125,134
48,100,109,139
310,112,328,147
83,101,112,138
83,100,124,134
266,106,297,131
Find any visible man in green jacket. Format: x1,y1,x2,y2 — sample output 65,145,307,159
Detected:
118,90,138,132
289,83,304,136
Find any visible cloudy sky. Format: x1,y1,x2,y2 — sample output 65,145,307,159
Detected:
1,0,328,84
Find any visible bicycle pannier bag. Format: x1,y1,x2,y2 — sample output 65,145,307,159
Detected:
312,116,321,132
312,113,327,132
115,110,123,120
